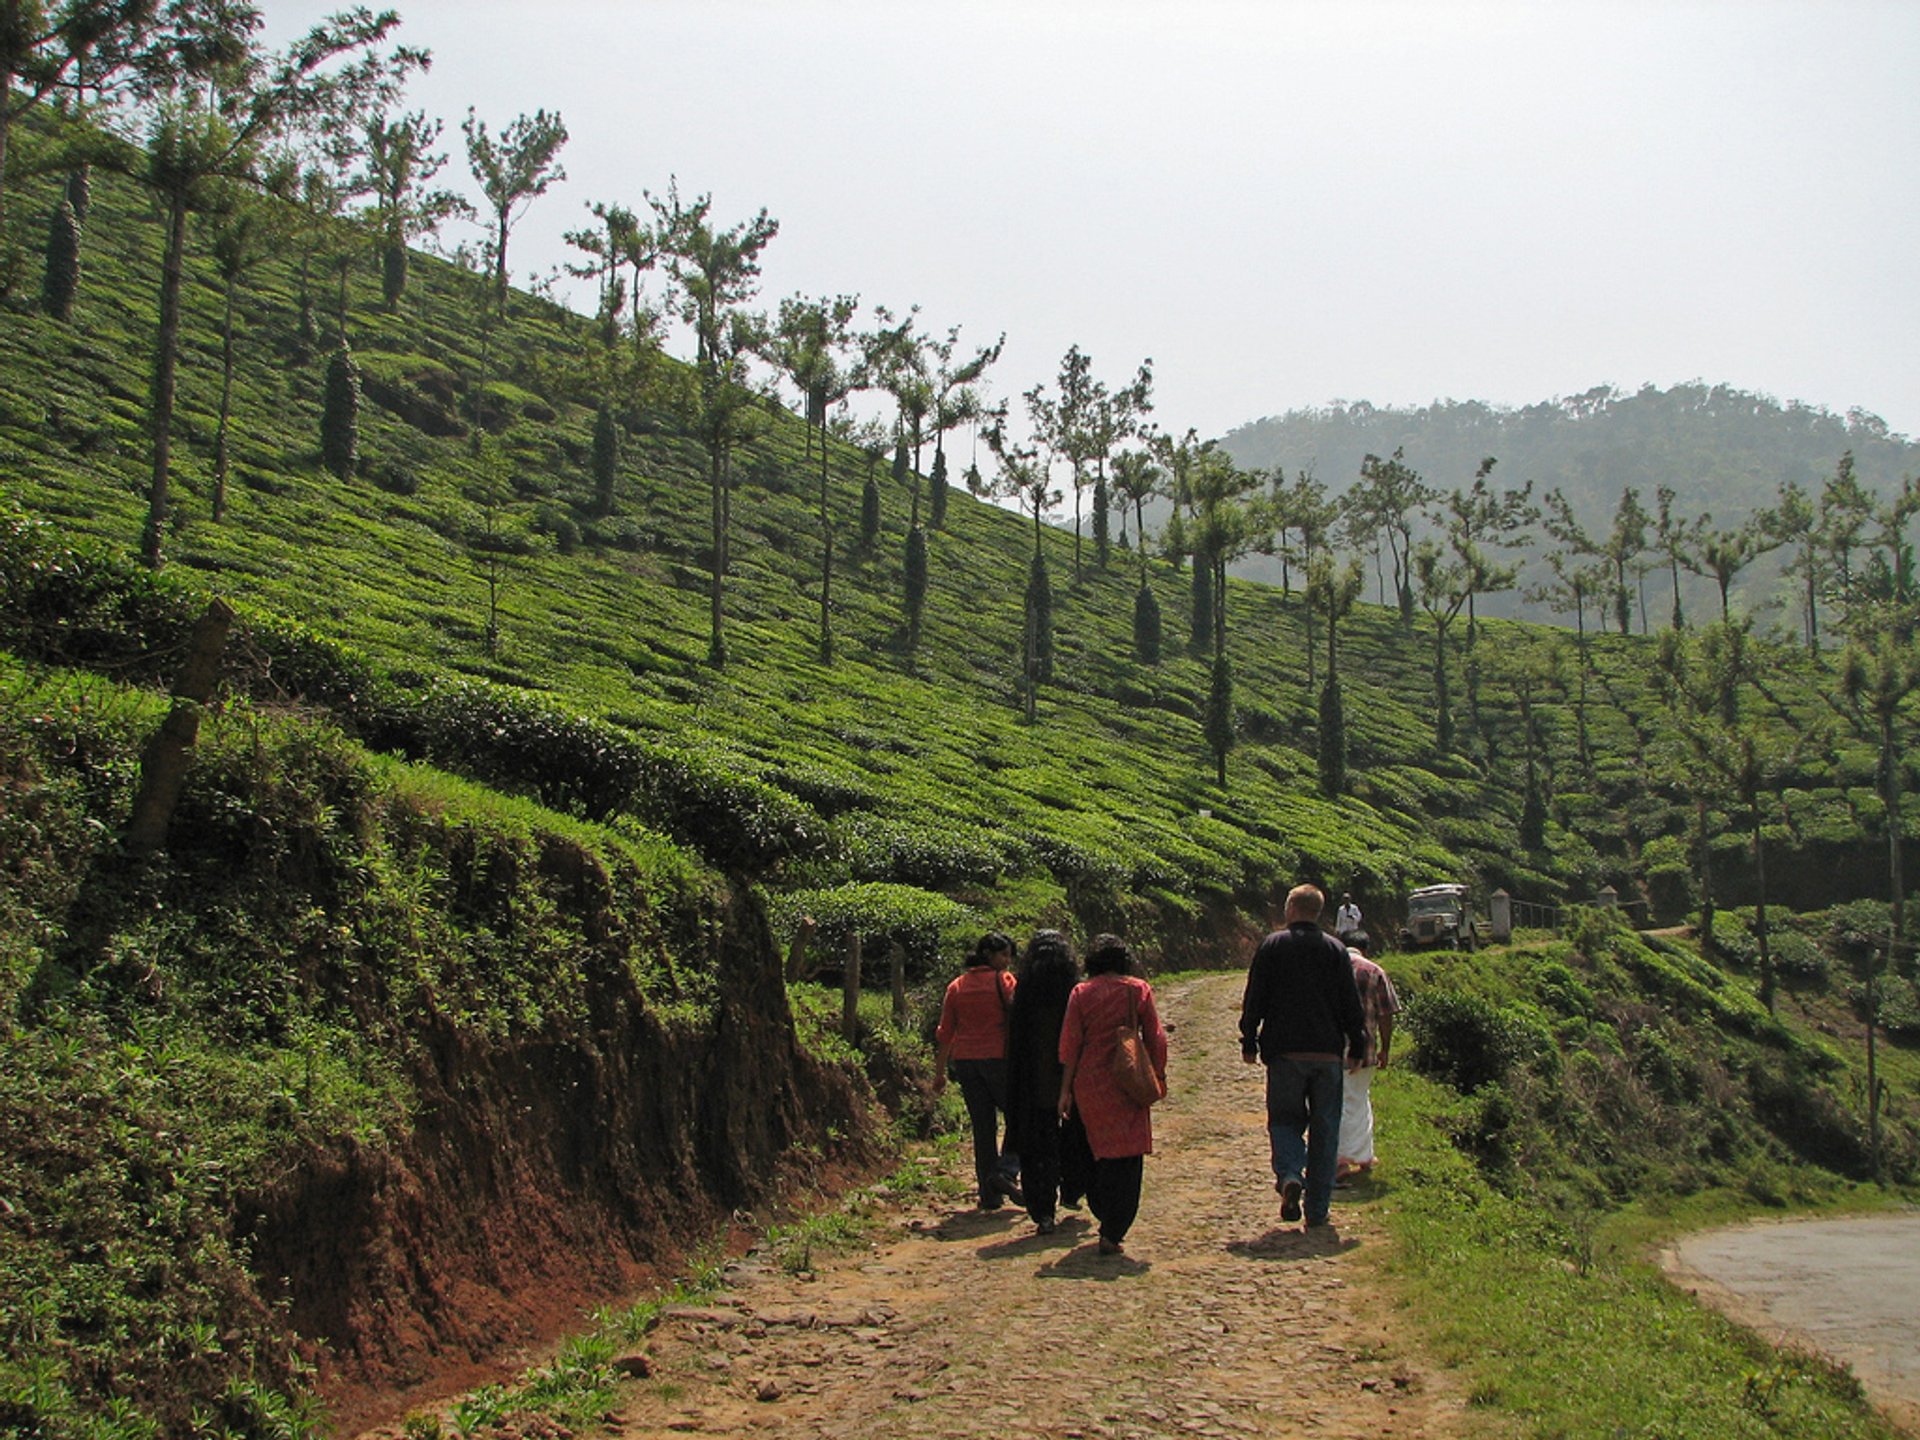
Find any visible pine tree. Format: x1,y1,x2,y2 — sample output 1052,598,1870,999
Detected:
1317,676,1347,798
1133,579,1161,665
861,475,881,550
1205,653,1234,785
1093,473,1111,571
321,344,361,479
1519,774,1547,851
41,199,79,320
905,524,928,650
1028,552,1054,684
65,166,90,224
1022,550,1055,723
591,402,619,516
929,448,949,530
1190,553,1214,651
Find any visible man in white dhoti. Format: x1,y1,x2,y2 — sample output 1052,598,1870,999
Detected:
1336,940,1399,1183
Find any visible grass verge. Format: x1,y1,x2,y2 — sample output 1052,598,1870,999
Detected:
1367,1067,1906,1438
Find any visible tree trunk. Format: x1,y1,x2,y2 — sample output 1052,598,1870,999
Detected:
1696,793,1716,954
0,73,13,256
142,192,190,569
1886,716,1905,949
784,916,817,984
1752,800,1774,1013
818,417,834,664
708,438,728,668
125,599,236,856
213,277,236,521
493,207,510,308
889,936,907,1026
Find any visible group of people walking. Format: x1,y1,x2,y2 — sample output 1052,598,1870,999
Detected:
935,930,1168,1254
933,883,1396,1248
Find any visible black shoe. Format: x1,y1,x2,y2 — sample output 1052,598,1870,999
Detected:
1279,1178,1303,1223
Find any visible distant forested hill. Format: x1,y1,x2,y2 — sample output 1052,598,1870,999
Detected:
1216,384,1920,625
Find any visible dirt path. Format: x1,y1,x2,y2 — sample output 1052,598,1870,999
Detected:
606,972,1470,1440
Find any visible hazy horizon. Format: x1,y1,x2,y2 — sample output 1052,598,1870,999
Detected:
262,1,1920,445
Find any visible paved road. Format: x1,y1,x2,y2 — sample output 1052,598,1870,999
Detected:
1668,1213,1920,1433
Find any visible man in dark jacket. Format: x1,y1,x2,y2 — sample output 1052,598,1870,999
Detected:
1240,883,1368,1228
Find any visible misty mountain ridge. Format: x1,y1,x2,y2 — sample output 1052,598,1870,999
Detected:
1209,381,1920,628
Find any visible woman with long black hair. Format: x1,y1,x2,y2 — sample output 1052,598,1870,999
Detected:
1003,930,1093,1235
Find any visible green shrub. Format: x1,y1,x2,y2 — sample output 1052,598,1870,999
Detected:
1407,989,1532,1093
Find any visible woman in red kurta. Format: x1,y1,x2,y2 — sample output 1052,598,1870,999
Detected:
935,933,1021,1208
1057,934,1167,1255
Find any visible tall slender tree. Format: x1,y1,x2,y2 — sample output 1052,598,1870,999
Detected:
772,292,859,662
1307,553,1365,797
1832,625,1920,1173
926,324,1004,531
116,7,418,568
462,105,566,310
1412,538,1473,752
650,179,778,668
358,108,466,308
1026,345,1099,580
1684,516,1783,623
0,0,154,278
1347,447,1433,625
1820,451,1875,628
1652,483,1696,630
1081,356,1153,573
206,192,283,517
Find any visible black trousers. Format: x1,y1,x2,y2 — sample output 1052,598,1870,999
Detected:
951,1058,1016,1200
1089,1154,1144,1244
1017,1106,1094,1224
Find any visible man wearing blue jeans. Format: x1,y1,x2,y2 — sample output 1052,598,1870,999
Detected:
1240,884,1368,1228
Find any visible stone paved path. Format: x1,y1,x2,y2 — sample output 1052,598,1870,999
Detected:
607,972,1469,1440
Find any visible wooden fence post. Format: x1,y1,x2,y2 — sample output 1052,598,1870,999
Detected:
841,931,862,1042
785,916,817,984
125,598,235,856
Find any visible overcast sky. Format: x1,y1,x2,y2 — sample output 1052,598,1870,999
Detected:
265,0,1920,445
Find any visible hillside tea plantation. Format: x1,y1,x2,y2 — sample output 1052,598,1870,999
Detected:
0,102,1917,1440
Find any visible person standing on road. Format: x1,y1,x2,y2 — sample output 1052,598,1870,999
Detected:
1335,939,1400,1184
1004,929,1094,1235
1335,892,1364,945
936,933,1022,1209
1240,884,1368,1229
1058,934,1168,1256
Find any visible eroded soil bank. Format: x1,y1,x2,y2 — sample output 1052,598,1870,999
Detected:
584,972,1470,1440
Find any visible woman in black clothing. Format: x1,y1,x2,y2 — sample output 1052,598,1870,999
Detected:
1003,929,1093,1234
